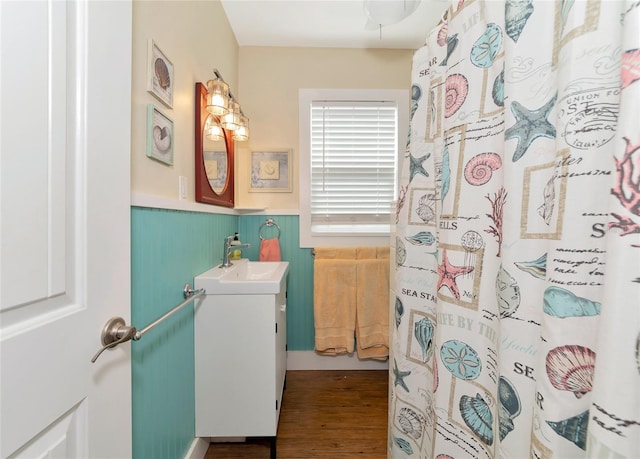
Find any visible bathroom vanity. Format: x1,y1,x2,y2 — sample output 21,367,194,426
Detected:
194,259,289,448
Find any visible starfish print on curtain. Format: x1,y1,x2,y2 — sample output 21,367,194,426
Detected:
390,1,640,458
505,93,557,162
437,248,474,300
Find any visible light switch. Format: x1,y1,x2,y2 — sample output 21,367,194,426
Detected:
179,176,187,200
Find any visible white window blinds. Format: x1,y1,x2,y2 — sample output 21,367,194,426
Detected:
310,100,398,233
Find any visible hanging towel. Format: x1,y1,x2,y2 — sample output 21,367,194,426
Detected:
355,247,390,360
259,237,282,261
314,247,358,260
313,248,357,355
356,246,377,259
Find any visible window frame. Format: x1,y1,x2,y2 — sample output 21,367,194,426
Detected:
298,88,409,248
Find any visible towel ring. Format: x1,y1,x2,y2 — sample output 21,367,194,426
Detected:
259,218,281,240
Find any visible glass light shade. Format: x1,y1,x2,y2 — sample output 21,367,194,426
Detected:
205,116,223,141
206,79,229,116
233,116,249,141
221,101,240,131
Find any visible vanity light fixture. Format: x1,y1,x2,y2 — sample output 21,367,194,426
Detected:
204,69,249,141
204,115,223,141
221,100,241,131
206,77,229,116
233,115,249,141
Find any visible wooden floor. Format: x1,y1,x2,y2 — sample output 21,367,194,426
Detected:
204,370,389,459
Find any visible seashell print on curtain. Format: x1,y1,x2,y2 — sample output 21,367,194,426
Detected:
389,0,640,457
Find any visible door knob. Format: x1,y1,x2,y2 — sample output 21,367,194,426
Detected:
91,317,137,363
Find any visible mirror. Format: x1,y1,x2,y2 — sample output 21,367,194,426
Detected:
195,82,234,207
203,116,227,195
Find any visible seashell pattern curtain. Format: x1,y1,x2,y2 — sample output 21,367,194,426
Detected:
390,1,640,457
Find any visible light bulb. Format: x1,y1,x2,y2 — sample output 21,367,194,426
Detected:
206,79,229,116
221,101,240,131
233,116,249,141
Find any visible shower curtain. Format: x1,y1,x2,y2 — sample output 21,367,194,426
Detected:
390,1,639,458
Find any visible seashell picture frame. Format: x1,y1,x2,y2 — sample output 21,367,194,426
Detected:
249,150,292,192
147,39,173,108
146,104,174,166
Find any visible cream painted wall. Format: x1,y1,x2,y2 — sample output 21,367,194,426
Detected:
236,47,413,210
131,3,414,211
131,0,238,202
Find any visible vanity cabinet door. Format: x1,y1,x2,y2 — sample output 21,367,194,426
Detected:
275,289,287,416
194,289,287,438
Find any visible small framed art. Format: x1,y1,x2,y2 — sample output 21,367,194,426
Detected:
147,39,173,108
146,104,173,165
250,150,292,192
203,150,228,193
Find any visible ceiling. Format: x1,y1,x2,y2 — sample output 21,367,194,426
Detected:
220,0,449,50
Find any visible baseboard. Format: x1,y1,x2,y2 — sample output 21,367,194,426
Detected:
183,437,209,459
286,351,389,370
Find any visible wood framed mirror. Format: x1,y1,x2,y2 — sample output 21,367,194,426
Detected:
195,82,234,207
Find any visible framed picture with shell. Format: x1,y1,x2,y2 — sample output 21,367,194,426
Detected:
147,39,173,108
250,150,292,192
146,104,173,165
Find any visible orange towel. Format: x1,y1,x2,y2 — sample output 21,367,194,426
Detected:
259,238,281,261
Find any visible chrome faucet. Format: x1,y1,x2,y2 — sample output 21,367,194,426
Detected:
221,234,251,268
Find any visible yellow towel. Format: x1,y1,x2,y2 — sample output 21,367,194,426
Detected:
356,246,377,259
377,247,390,259
314,247,357,260
355,251,390,360
356,246,389,260
313,258,357,355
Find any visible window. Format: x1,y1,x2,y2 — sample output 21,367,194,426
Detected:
299,89,409,248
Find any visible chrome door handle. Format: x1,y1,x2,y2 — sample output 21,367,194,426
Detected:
91,317,137,363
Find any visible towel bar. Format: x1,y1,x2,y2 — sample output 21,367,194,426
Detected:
91,283,205,362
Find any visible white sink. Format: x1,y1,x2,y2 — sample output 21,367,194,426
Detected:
195,258,289,294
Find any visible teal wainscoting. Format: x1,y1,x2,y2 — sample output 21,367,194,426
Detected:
131,207,237,459
238,215,315,350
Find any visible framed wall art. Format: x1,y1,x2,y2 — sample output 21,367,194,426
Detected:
147,39,173,108
250,150,292,192
146,104,174,165
203,150,228,192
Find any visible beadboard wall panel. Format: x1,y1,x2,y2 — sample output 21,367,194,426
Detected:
131,207,237,459
237,215,315,350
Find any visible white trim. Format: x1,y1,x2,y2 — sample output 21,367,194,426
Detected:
298,88,409,249
132,193,236,214
183,437,209,459
131,193,300,216
235,208,300,216
286,351,389,370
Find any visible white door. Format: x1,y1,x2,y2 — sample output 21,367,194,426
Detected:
0,1,132,458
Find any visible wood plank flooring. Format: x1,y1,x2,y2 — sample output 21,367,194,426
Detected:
204,370,389,459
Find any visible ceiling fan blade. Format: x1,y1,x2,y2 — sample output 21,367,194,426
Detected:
363,0,421,28
364,17,380,30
